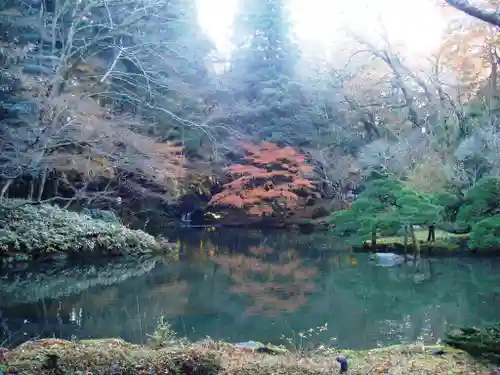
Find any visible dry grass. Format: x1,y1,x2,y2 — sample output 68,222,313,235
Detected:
1,338,495,375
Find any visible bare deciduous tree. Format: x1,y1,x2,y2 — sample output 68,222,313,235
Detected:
0,0,205,205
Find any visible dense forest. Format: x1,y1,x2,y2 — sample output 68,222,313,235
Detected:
0,0,499,238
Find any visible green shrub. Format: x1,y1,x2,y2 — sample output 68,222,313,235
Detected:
457,177,500,230
469,214,500,250
83,208,121,223
0,199,161,256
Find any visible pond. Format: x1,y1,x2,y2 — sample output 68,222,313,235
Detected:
1,228,500,350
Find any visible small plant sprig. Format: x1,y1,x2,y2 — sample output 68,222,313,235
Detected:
147,316,187,348
280,323,333,354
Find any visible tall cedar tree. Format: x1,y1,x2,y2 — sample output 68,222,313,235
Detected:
224,0,315,145
209,142,314,216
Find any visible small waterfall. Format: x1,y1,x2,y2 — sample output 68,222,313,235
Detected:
181,211,192,227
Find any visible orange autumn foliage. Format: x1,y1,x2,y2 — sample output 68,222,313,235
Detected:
209,142,315,216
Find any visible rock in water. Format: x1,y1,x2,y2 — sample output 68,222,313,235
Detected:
369,253,412,267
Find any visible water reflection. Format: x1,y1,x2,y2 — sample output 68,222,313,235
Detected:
1,229,499,349
212,247,318,316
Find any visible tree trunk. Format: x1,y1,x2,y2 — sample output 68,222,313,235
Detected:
28,180,35,200
403,225,409,260
427,225,436,242
0,180,13,199
371,230,377,252
410,225,420,260
36,169,47,201
444,0,500,27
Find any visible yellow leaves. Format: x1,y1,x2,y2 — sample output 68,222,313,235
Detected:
73,64,94,73
406,152,449,193
439,1,500,90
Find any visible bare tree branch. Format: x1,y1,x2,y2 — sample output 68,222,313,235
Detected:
445,0,500,27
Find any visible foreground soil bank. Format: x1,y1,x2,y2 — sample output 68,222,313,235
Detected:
0,338,494,375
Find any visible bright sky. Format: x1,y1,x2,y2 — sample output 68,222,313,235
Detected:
196,0,447,59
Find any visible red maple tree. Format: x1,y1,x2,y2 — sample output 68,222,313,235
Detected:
209,142,315,216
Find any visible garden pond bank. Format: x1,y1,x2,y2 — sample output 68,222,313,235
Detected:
0,338,495,375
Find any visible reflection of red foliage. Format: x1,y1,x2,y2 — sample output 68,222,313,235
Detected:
212,248,318,316
209,142,315,216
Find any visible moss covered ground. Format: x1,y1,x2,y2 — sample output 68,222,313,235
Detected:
370,229,468,245
362,229,469,254
0,338,494,375
0,199,174,261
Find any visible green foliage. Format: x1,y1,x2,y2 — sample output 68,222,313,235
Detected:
0,199,161,256
221,0,326,146
396,190,442,226
469,214,500,250
360,177,403,205
329,177,403,244
457,176,500,229
328,208,358,236
330,177,443,243
431,191,463,222
147,316,186,348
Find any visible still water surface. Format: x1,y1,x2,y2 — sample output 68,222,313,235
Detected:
1,229,500,349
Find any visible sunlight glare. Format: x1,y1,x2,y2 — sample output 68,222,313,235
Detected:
197,0,446,58
197,0,236,57
290,0,446,56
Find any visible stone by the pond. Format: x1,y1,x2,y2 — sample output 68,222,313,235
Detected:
234,341,262,350
369,253,414,267
233,341,286,354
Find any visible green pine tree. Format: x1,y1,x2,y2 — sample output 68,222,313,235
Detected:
330,176,443,258
223,0,319,145
469,214,500,250
329,177,403,250
396,189,443,257
457,176,500,230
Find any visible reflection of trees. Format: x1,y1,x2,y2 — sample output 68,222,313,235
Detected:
305,255,500,348
0,257,158,307
212,247,318,316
